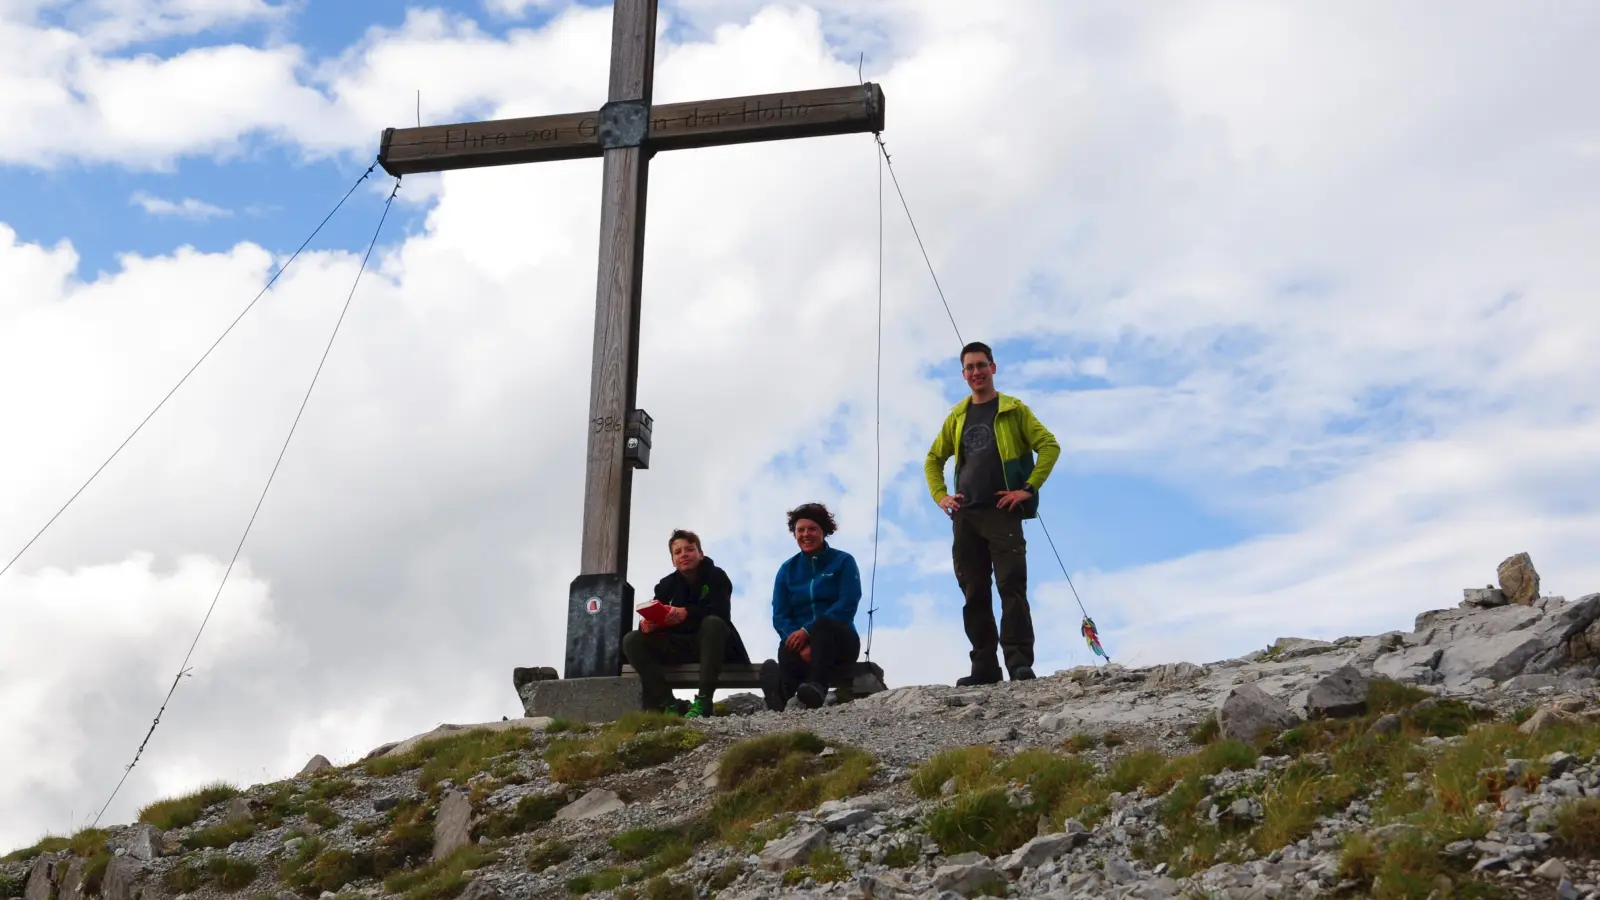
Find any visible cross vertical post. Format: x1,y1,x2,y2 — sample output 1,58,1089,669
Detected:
567,0,658,679
582,0,656,581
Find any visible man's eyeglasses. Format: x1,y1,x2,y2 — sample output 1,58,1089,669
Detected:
962,361,991,373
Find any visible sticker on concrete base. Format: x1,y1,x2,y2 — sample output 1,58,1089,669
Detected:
585,596,601,614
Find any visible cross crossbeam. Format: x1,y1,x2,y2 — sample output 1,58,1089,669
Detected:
378,84,885,176
375,0,887,679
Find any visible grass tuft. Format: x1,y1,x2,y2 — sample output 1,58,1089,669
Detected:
925,787,1032,856
781,846,850,886
1554,798,1600,856
526,839,572,871
708,732,876,845
383,845,499,900
183,819,256,850
1,828,112,864
364,727,537,794
138,782,241,830
472,792,564,841
546,715,705,783
909,746,998,799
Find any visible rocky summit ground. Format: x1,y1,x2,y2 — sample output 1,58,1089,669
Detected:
10,557,1600,900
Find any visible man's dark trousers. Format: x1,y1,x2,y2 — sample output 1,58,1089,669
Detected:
952,505,1033,675
622,615,731,709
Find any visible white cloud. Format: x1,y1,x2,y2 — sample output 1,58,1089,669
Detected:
129,190,232,220
2,0,1600,851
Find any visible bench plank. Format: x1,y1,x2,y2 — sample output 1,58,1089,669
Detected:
620,661,886,698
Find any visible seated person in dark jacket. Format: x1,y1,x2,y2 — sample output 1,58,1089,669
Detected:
760,503,863,711
622,529,750,717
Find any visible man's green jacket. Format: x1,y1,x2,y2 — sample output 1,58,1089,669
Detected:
924,392,1061,519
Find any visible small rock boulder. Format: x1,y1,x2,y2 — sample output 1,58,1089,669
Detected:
125,825,163,862
1148,662,1205,687
932,858,1005,896
224,796,253,824
554,788,626,822
759,824,827,872
297,755,333,777
457,880,502,900
24,855,57,900
1464,586,1508,608
100,858,141,900
1498,552,1540,606
431,790,473,861
998,832,1082,875
1306,666,1370,719
1217,683,1298,743
58,858,87,900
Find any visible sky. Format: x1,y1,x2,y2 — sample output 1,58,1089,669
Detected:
2,0,1599,849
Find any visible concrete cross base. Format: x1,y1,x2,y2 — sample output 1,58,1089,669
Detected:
519,675,642,723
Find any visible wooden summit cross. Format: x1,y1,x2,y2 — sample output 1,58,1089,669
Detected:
376,0,886,680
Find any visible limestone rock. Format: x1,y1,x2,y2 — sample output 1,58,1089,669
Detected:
457,880,502,900
1498,552,1540,606
1268,637,1337,660
1148,662,1205,687
1306,666,1370,719
998,832,1081,874
1464,586,1508,608
24,855,56,900
56,859,85,900
700,759,721,789
432,789,473,861
554,788,625,822
718,692,767,716
758,824,826,872
1536,858,1570,881
822,808,873,831
126,825,162,862
854,873,916,898
511,666,558,691
1217,683,1298,743
100,858,140,900
297,755,333,777
932,858,1004,896
1383,593,1600,689
1520,708,1577,734
367,718,551,761
225,796,253,824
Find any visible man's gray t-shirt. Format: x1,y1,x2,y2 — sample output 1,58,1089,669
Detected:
957,397,1007,507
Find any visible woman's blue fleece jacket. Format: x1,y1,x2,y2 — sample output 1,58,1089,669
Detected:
771,543,862,638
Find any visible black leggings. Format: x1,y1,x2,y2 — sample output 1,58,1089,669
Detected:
777,616,860,689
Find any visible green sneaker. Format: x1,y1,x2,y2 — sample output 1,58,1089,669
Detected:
685,696,712,718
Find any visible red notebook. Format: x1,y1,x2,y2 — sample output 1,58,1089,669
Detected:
635,598,675,626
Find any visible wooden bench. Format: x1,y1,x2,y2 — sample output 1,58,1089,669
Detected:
621,660,887,702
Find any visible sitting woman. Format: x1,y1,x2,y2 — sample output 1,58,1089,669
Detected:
622,529,750,717
760,502,863,711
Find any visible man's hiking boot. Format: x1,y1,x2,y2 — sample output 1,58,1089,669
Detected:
1010,665,1036,681
956,666,1002,687
796,681,828,709
760,659,787,712
685,695,714,718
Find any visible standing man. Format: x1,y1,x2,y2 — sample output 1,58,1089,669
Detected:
924,341,1061,686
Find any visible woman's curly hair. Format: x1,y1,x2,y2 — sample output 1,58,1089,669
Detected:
786,502,838,536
